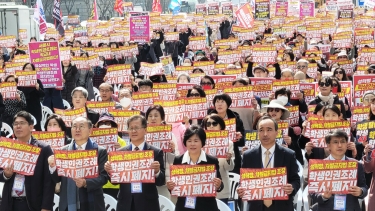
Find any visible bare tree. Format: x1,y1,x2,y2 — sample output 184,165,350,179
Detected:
63,0,76,15
42,0,54,17
96,0,113,20
81,0,93,18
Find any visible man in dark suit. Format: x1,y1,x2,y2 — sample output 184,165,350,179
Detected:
311,130,368,211
0,111,55,211
48,116,108,211
237,115,301,211
105,115,165,211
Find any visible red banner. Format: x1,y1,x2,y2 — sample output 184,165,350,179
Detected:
146,125,173,152
90,128,118,152
236,3,254,28
32,131,65,149
204,130,230,158
108,150,155,183
54,107,87,127
54,149,98,178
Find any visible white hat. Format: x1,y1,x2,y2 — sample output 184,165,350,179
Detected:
264,100,290,120
337,51,348,58
310,39,318,45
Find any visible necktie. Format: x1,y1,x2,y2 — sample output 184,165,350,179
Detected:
134,146,140,151
264,150,272,207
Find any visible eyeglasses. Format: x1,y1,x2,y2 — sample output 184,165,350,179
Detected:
337,56,347,59
332,83,338,87
200,82,212,86
334,71,343,74
297,65,307,69
330,140,347,145
319,82,331,87
13,121,28,127
206,121,219,127
128,127,145,132
267,108,281,113
190,93,200,97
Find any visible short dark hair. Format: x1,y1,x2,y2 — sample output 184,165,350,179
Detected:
275,87,291,102
23,63,36,71
127,115,147,128
138,79,153,89
232,78,248,86
323,105,341,117
313,102,325,115
13,111,33,125
283,52,295,61
329,77,342,92
80,52,89,57
5,75,18,83
44,114,67,132
332,68,349,81
200,76,215,88
325,129,348,144
213,93,232,108
183,125,206,147
319,76,333,87
202,114,226,130
187,85,206,97
256,115,278,131
146,105,166,122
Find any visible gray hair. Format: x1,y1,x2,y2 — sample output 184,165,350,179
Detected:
297,59,309,65
72,116,93,129
177,73,191,83
71,87,88,99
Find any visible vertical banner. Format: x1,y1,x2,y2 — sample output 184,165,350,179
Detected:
204,130,230,158
244,130,260,149
170,165,216,197
18,29,27,40
146,125,173,152
299,0,315,17
276,0,288,16
308,159,358,194
90,128,118,152
353,75,375,106
240,167,288,201
108,150,155,183
236,3,255,28
28,41,63,88
221,2,233,16
207,2,220,15
54,150,98,178
129,13,150,42
255,0,270,20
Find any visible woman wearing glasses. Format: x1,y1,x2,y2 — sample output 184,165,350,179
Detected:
200,76,215,90
308,76,347,119
330,77,351,118
184,85,207,127
202,114,234,204
332,67,349,81
208,93,244,174
145,105,180,201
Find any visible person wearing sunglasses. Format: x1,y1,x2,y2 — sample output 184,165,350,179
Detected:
200,75,215,90
296,59,312,79
308,76,347,120
330,77,352,118
367,65,375,74
202,114,234,205
336,51,349,61
209,93,245,174
264,100,304,165
332,67,349,81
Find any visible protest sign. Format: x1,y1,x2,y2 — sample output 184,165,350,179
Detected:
154,99,186,123
108,150,155,183
86,101,116,114
0,82,17,99
353,75,375,106
139,62,163,76
222,2,233,16
106,64,132,84
308,159,358,194
108,109,141,132
240,167,288,201
32,131,65,149
223,86,254,108
132,92,159,113
250,77,274,107
0,138,41,175
189,36,206,50
272,80,300,99
255,0,270,20
225,118,237,142
204,130,230,158
90,128,118,152
0,35,16,47
129,14,150,42
351,106,370,126
54,107,87,127
18,29,27,40
300,82,318,104
54,149,98,178
245,130,260,149
286,105,299,127
153,83,177,101
170,164,216,197
236,3,254,28
305,120,351,147
29,41,63,88
185,97,208,119
146,124,173,152
15,71,37,87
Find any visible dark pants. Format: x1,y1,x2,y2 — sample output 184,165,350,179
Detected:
263,203,276,211
103,188,119,199
42,88,64,110
12,198,31,211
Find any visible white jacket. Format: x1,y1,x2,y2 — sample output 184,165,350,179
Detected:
216,141,235,199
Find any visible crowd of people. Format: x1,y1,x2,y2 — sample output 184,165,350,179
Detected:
0,7,375,211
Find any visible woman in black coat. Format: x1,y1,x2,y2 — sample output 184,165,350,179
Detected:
209,93,245,174
61,60,79,105
167,125,223,211
18,63,45,131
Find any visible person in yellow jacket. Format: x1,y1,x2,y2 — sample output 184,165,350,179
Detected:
95,112,126,199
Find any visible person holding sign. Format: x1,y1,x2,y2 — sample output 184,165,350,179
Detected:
0,111,55,211
202,114,234,204
311,130,367,211
104,115,165,211
237,115,300,211
47,116,109,211
166,125,224,211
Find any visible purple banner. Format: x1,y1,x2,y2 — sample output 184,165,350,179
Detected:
300,1,314,17
28,41,63,88
130,15,150,42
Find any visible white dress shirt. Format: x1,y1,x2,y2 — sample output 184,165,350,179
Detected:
328,155,346,161
261,144,276,168
181,150,207,165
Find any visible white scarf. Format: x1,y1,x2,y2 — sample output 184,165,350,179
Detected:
318,92,335,105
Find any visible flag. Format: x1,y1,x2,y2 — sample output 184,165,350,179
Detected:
169,0,181,10
114,0,124,15
34,0,48,39
89,0,98,20
53,0,65,36
152,0,162,12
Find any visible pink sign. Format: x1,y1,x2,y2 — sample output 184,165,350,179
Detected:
300,1,314,17
129,14,150,42
28,41,63,88
276,1,288,16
